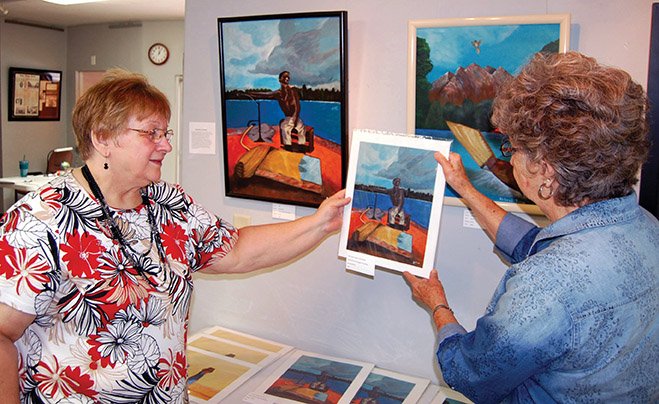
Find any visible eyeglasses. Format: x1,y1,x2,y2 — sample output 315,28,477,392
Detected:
500,138,518,157
129,128,174,143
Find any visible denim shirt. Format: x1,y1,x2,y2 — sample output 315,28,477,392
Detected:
436,194,659,403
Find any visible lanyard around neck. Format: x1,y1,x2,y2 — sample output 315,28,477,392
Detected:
80,165,168,285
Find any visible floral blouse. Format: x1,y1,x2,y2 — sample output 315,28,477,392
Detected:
0,173,238,403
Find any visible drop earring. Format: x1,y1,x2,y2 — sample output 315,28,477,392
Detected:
104,161,109,170
537,178,554,200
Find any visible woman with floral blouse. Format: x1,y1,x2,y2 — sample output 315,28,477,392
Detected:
0,69,349,403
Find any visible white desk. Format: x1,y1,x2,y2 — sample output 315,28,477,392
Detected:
0,174,56,201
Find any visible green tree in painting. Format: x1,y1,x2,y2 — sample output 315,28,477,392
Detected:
415,37,433,129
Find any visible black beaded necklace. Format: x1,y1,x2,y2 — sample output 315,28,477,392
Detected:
81,165,168,284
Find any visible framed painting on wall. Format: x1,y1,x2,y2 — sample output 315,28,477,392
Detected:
407,14,570,214
338,129,451,279
8,67,62,121
218,11,348,208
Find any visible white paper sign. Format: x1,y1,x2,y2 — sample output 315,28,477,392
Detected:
189,121,216,155
272,203,296,221
346,254,376,276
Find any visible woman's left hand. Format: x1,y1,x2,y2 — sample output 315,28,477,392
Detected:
315,189,351,234
403,269,449,311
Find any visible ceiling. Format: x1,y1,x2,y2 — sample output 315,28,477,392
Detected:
0,0,185,29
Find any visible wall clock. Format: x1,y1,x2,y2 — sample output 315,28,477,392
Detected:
148,43,169,65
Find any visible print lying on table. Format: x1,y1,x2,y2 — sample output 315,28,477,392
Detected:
350,368,430,404
187,326,292,403
245,350,374,404
338,129,451,279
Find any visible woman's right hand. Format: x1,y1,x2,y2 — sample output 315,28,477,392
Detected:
434,151,472,195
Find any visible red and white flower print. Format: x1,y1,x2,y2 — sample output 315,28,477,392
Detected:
0,175,238,402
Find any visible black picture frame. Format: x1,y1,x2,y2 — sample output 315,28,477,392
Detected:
641,3,659,218
8,67,62,121
218,11,348,208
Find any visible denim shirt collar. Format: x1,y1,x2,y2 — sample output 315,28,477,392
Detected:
531,193,640,254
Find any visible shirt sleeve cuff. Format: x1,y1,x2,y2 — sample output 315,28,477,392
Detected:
437,322,467,344
495,213,536,257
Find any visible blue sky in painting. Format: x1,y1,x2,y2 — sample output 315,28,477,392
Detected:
355,142,437,193
417,23,560,82
220,17,341,91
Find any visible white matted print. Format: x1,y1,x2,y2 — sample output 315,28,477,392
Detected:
187,346,257,403
350,368,430,403
338,129,451,278
433,385,473,404
188,327,293,402
245,350,374,404
202,325,293,355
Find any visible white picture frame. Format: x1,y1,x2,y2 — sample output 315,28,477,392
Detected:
244,349,374,404
338,129,451,278
187,326,293,403
351,367,430,403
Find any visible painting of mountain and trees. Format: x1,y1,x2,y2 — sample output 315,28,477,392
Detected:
407,15,570,213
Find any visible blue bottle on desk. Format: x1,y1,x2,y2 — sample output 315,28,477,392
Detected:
19,158,29,177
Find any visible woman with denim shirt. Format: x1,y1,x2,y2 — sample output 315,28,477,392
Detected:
404,51,658,403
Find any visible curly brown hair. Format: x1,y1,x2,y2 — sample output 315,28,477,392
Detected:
73,68,171,161
491,51,650,206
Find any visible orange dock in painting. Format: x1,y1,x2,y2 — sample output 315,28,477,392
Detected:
346,209,428,268
225,126,343,206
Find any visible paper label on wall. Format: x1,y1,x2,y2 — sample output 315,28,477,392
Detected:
272,203,296,221
189,121,216,154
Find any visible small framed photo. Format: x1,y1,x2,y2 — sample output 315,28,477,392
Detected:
407,14,570,214
338,129,451,278
218,11,348,208
245,350,374,404
351,368,430,403
8,67,62,121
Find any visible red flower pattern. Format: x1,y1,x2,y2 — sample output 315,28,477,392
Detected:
61,229,104,278
157,349,187,390
34,357,97,399
0,178,237,401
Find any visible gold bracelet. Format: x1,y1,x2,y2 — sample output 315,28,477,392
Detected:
432,303,453,316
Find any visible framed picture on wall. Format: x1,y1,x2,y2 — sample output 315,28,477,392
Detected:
8,67,62,121
338,129,451,279
217,11,348,208
407,14,570,214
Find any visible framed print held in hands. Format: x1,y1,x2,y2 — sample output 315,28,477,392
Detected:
218,11,348,208
338,129,451,279
407,14,570,214
8,67,62,121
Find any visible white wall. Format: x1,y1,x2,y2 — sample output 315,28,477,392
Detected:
66,21,184,182
0,22,67,209
0,20,184,210
182,0,653,383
